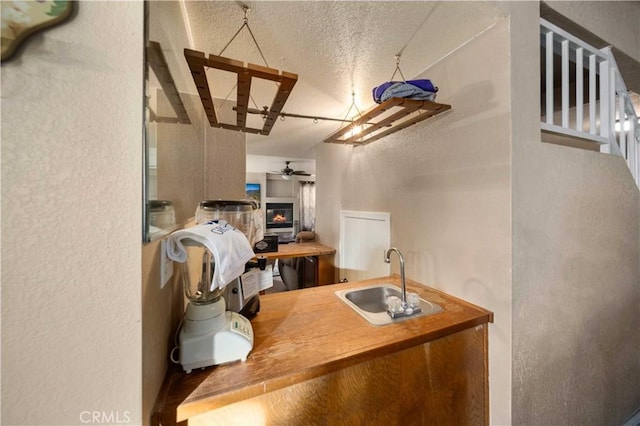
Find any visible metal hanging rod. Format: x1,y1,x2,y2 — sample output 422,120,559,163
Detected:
235,106,372,125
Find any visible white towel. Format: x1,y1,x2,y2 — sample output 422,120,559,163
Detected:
166,221,255,290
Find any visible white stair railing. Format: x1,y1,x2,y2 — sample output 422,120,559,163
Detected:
540,18,640,187
604,47,639,184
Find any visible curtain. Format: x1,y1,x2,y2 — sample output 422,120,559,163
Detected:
299,181,316,231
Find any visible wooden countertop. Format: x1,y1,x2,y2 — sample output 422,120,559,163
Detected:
256,241,336,260
154,275,493,423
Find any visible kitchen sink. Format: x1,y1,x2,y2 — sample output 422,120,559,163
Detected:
335,283,442,326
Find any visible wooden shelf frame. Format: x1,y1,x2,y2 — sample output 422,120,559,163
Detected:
147,41,191,125
184,48,298,135
323,97,451,145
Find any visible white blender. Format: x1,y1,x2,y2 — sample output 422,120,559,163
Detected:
167,220,257,373
195,200,264,319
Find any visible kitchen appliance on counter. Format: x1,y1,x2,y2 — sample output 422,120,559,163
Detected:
165,200,266,373
196,200,262,244
179,249,253,373
167,222,255,373
195,200,264,319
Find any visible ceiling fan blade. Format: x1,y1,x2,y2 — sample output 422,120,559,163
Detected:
292,171,311,176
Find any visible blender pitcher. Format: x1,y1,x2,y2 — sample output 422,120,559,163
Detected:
166,218,257,373
170,231,254,373
194,200,264,318
181,247,222,305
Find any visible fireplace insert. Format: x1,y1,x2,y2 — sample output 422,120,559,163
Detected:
265,202,294,229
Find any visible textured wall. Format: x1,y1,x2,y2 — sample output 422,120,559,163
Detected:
204,104,247,201
544,1,640,62
509,2,640,424
317,17,512,425
156,92,205,225
1,2,143,425
513,145,640,425
141,238,185,425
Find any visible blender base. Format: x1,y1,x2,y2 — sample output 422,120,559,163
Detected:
180,308,254,373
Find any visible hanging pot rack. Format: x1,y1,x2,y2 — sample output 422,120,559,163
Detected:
235,92,450,145
185,49,297,135
184,5,298,135
324,54,451,145
185,6,450,145
323,97,450,145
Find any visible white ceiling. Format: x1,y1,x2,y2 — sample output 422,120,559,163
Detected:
178,1,505,164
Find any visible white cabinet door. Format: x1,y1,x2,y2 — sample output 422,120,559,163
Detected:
339,211,391,282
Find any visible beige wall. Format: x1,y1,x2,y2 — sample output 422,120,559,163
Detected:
156,92,205,225
204,108,247,201
513,145,640,425
544,0,640,62
1,2,143,425
153,94,248,225
317,17,512,425
141,239,184,425
510,2,640,424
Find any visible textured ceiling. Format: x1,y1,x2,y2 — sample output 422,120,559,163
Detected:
181,1,504,159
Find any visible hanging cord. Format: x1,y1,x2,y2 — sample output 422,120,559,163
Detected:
170,317,183,364
218,5,270,68
386,4,439,83
219,84,262,116
214,5,271,115
331,90,365,138
342,91,363,123
389,54,407,82
389,3,438,82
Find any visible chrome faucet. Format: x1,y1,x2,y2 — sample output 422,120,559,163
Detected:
384,247,407,308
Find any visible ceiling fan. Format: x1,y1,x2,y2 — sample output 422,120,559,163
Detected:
270,161,311,180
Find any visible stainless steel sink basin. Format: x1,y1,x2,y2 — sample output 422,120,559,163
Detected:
335,283,442,326
344,285,402,313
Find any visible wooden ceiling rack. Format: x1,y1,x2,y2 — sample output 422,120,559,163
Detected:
323,97,451,145
184,48,298,135
147,41,191,124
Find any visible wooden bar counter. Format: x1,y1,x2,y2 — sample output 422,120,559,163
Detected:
256,241,337,285
256,241,336,260
152,275,494,425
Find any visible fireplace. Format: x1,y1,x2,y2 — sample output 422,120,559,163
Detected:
265,202,294,229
